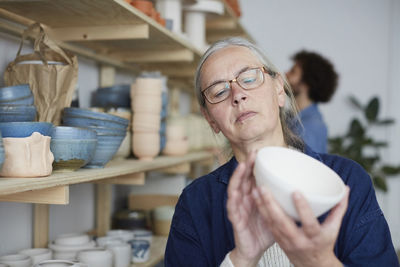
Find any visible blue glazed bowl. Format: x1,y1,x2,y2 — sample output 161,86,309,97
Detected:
62,115,128,130
0,105,36,122
0,95,34,106
51,126,97,140
0,122,53,137
51,139,97,171
94,91,130,108
63,108,129,127
0,84,32,101
85,133,126,168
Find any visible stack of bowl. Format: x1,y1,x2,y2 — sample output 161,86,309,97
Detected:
48,233,96,260
62,107,129,168
107,108,133,159
50,126,98,171
92,84,131,109
0,84,36,122
131,77,163,161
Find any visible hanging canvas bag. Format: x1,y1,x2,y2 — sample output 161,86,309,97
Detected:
4,22,78,125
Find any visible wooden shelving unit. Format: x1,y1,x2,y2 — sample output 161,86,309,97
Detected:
0,0,247,260
206,0,253,43
0,151,213,203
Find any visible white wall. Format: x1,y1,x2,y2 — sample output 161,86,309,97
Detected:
240,0,400,248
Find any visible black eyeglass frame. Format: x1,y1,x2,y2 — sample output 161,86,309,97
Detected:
201,66,277,104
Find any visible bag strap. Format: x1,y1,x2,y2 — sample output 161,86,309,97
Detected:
16,22,72,65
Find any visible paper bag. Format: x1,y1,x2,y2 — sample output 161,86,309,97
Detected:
4,23,78,125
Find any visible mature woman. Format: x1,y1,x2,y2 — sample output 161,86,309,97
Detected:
164,37,398,266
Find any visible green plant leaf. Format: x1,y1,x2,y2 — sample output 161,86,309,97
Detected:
381,165,400,175
349,95,364,110
370,141,388,148
373,176,387,192
375,119,395,125
365,97,379,122
347,119,365,137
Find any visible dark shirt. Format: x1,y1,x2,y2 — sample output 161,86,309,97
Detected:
165,146,399,266
298,104,328,153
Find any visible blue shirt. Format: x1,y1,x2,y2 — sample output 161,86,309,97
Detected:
297,104,328,153
165,147,399,266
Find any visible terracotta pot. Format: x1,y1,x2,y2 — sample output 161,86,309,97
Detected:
132,94,162,114
131,0,153,16
133,132,160,161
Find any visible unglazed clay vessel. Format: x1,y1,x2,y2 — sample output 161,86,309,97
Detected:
0,132,53,177
132,132,160,161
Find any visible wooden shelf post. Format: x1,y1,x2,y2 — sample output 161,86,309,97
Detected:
33,204,49,248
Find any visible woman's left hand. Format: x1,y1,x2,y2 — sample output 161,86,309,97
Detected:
253,185,350,267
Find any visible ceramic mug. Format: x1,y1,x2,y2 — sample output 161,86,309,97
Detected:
130,239,151,263
106,243,131,267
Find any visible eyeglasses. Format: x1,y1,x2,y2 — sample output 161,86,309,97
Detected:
201,66,276,104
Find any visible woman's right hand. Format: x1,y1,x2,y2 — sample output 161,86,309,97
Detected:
227,152,274,267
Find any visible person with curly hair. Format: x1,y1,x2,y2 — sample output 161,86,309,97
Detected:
286,50,338,153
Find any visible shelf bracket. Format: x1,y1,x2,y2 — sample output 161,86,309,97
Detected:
112,49,195,63
0,186,69,204
95,172,145,185
47,24,149,41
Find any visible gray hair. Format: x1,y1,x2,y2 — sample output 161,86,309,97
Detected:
194,37,304,150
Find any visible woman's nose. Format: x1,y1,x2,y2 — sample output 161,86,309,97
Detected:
231,82,247,105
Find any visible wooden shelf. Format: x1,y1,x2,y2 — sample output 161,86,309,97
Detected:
0,0,202,76
0,151,214,199
206,0,253,43
132,236,168,267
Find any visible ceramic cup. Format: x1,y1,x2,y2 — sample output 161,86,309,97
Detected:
19,248,52,265
106,243,131,267
130,239,150,263
0,254,32,267
77,249,113,267
129,229,152,263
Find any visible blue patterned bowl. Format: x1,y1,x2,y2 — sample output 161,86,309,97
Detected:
0,105,36,122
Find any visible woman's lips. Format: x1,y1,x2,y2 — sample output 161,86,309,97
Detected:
236,111,256,123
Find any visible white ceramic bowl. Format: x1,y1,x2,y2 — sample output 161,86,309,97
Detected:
106,230,134,242
0,254,32,267
19,248,52,265
48,240,96,261
253,146,346,220
54,233,90,246
96,236,125,247
77,249,113,267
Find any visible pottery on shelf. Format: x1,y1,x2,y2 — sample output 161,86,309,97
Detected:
0,254,32,267
132,132,160,161
183,0,224,51
132,113,161,132
77,248,113,267
18,248,52,266
0,132,53,177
